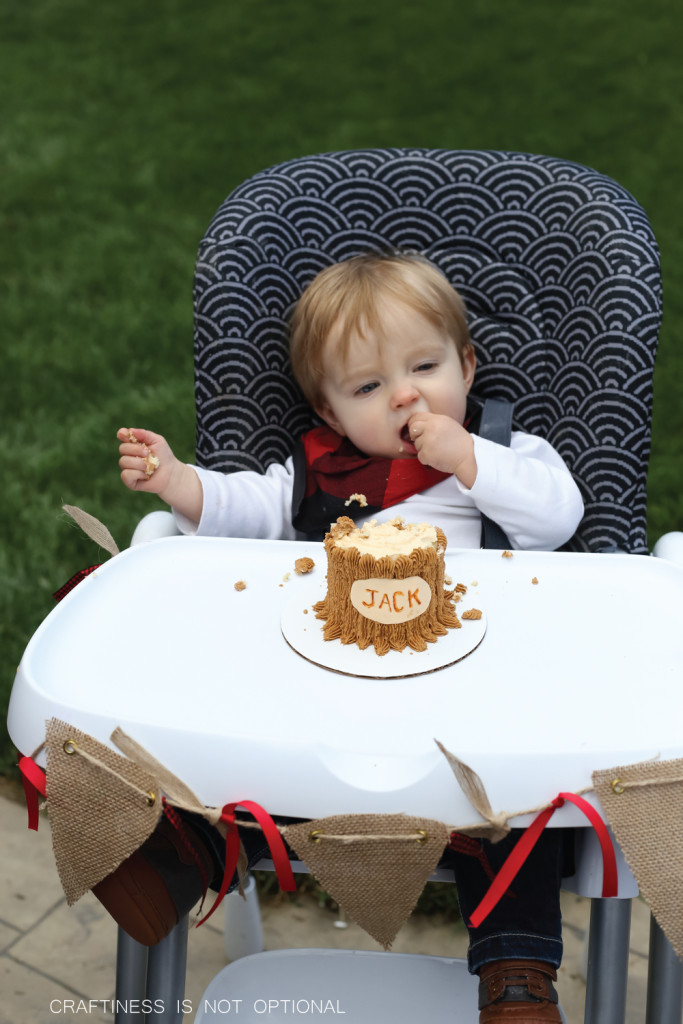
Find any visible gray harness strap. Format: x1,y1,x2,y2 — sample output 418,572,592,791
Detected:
478,398,513,551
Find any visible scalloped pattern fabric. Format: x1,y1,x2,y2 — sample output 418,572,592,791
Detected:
193,149,661,554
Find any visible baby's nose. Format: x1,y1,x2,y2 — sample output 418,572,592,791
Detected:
390,382,420,409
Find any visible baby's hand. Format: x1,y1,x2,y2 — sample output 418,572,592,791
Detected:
408,413,477,488
117,427,177,494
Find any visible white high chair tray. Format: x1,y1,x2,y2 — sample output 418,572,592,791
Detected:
9,536,683,828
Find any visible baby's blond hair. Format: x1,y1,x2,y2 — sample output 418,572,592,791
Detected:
289,252,472,407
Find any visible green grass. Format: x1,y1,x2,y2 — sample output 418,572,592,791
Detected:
3,0,683,771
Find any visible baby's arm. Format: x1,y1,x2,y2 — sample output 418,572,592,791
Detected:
117,427,203,525
406,415,583,549
408,413,477,488
465,434,584,550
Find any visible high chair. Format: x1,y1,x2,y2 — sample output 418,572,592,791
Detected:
130,148,680,1023
124,150,683,1023
11,150,683,1024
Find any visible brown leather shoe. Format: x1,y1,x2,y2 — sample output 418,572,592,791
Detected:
478,959,562,1022
92,815,216,946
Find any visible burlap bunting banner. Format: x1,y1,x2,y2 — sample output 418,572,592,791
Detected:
45,719,161,904
282,813,448,948
43,718,683,954
593,757,683,960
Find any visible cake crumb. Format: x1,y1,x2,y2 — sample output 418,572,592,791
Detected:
234,580,247,591
127,431,158,477
282,572,291,583
532,577,539,585
444,574,452,585
329,516,357,538
294,557,315,575
303,608,309,614
502,550,513,558
471,581,478,587
462,608,483,620
344,493,368,508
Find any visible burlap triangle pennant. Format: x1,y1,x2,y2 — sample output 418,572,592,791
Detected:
111,727,249,888
283,813,448,948
435,740,510,841
45,718,162,904
62,505,119,557
593,757,683,959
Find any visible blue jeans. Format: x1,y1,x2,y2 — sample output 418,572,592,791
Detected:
445,828,568,973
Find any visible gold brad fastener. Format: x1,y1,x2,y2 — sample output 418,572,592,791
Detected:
415,830,428,844
63,739,78,755
309,830,323,843
611,778,625,795
145,791,156,807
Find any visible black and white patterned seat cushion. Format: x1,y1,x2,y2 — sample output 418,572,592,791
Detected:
193,149,661,554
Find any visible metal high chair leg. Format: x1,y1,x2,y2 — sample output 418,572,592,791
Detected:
646,915,683,1024
114,918,189,1024
115,928,147,1024
145,915,189,1023
584,898,632,1024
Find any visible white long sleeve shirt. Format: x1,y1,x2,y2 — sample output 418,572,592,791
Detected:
173,431,584,551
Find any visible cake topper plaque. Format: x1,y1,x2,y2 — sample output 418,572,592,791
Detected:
349,576,432,624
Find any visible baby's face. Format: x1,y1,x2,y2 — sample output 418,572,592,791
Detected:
314,300,475,459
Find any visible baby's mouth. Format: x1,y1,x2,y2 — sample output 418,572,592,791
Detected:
399,423,417,454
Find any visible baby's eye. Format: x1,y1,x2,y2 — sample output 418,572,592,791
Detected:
415,361,437,372
355,382,378,395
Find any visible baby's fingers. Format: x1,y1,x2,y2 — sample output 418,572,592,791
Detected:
120,464,152,491
116,426,162,446
119,449,160,483
407,411,431,435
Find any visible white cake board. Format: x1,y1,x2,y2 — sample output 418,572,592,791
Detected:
280,583,487,679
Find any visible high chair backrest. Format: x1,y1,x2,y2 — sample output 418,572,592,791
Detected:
193,149,661,554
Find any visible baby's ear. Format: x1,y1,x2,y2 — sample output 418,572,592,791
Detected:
314,401,346,437
462,345,477,393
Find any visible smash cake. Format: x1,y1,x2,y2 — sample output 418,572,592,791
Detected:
313,516,461,656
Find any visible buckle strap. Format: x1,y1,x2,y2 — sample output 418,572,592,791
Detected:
478,965,559,1011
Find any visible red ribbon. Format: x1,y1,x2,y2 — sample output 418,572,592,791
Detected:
18,756,47,831
162,799,210,901
449,831,502,886
53,565,101,602
197,800,296,927
469,792,618,929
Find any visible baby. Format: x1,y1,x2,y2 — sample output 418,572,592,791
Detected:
117,252,583,1021
118,252,582,554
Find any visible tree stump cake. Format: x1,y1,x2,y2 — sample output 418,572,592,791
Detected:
314,516,461,656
